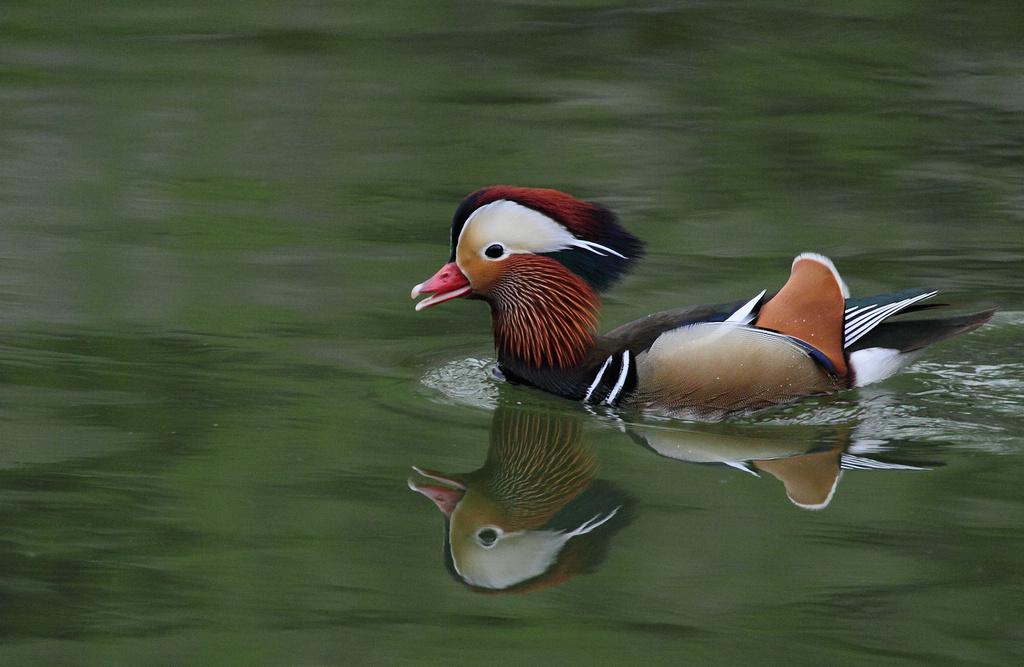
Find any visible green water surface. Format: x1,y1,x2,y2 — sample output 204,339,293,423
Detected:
0,2,1022,665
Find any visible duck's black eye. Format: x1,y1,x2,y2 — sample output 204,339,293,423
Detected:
484,244,504,259
477,528,499,547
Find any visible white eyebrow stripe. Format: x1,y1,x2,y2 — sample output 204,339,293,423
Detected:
604,350,631,405
458,199,630,259
584,356,613,403
571,239,627,259
560,507,619,539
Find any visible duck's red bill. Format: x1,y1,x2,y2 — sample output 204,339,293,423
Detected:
411,262,471,311
408,466,467,516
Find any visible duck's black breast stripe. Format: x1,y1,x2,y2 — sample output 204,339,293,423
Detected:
583,351,637,406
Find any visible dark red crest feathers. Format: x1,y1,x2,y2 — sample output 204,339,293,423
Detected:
449,186,645,292
468,187,609,237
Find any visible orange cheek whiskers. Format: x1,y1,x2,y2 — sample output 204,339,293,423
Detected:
489,256,600,369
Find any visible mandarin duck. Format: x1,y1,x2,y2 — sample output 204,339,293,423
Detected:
412,186,995,420
409,408,634,593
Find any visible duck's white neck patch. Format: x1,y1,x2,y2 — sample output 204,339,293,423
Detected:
452,509,618,589
460,200,624,258
454,530,567,589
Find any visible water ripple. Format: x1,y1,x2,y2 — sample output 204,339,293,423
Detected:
420,357,500,410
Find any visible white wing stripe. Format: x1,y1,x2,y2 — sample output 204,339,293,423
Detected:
604,350,631,405
844,293,934,346
844,292,936,347
846,307,903,346
725,289,767,324
840,454,929,471
844,304,875,320
844,304,884,331
845,301,908,345
584,356,613,403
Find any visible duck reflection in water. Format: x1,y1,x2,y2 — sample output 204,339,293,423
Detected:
409,408,635,594
629,420,934,510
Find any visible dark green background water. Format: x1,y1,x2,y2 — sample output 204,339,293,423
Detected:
1,2,1022,665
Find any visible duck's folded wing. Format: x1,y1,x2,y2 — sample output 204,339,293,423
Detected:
626,322,841,419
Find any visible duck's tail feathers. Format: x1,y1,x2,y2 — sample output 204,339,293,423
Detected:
847,308,995,387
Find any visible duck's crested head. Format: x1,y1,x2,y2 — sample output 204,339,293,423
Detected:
412,186,644,368
449,186,645,293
